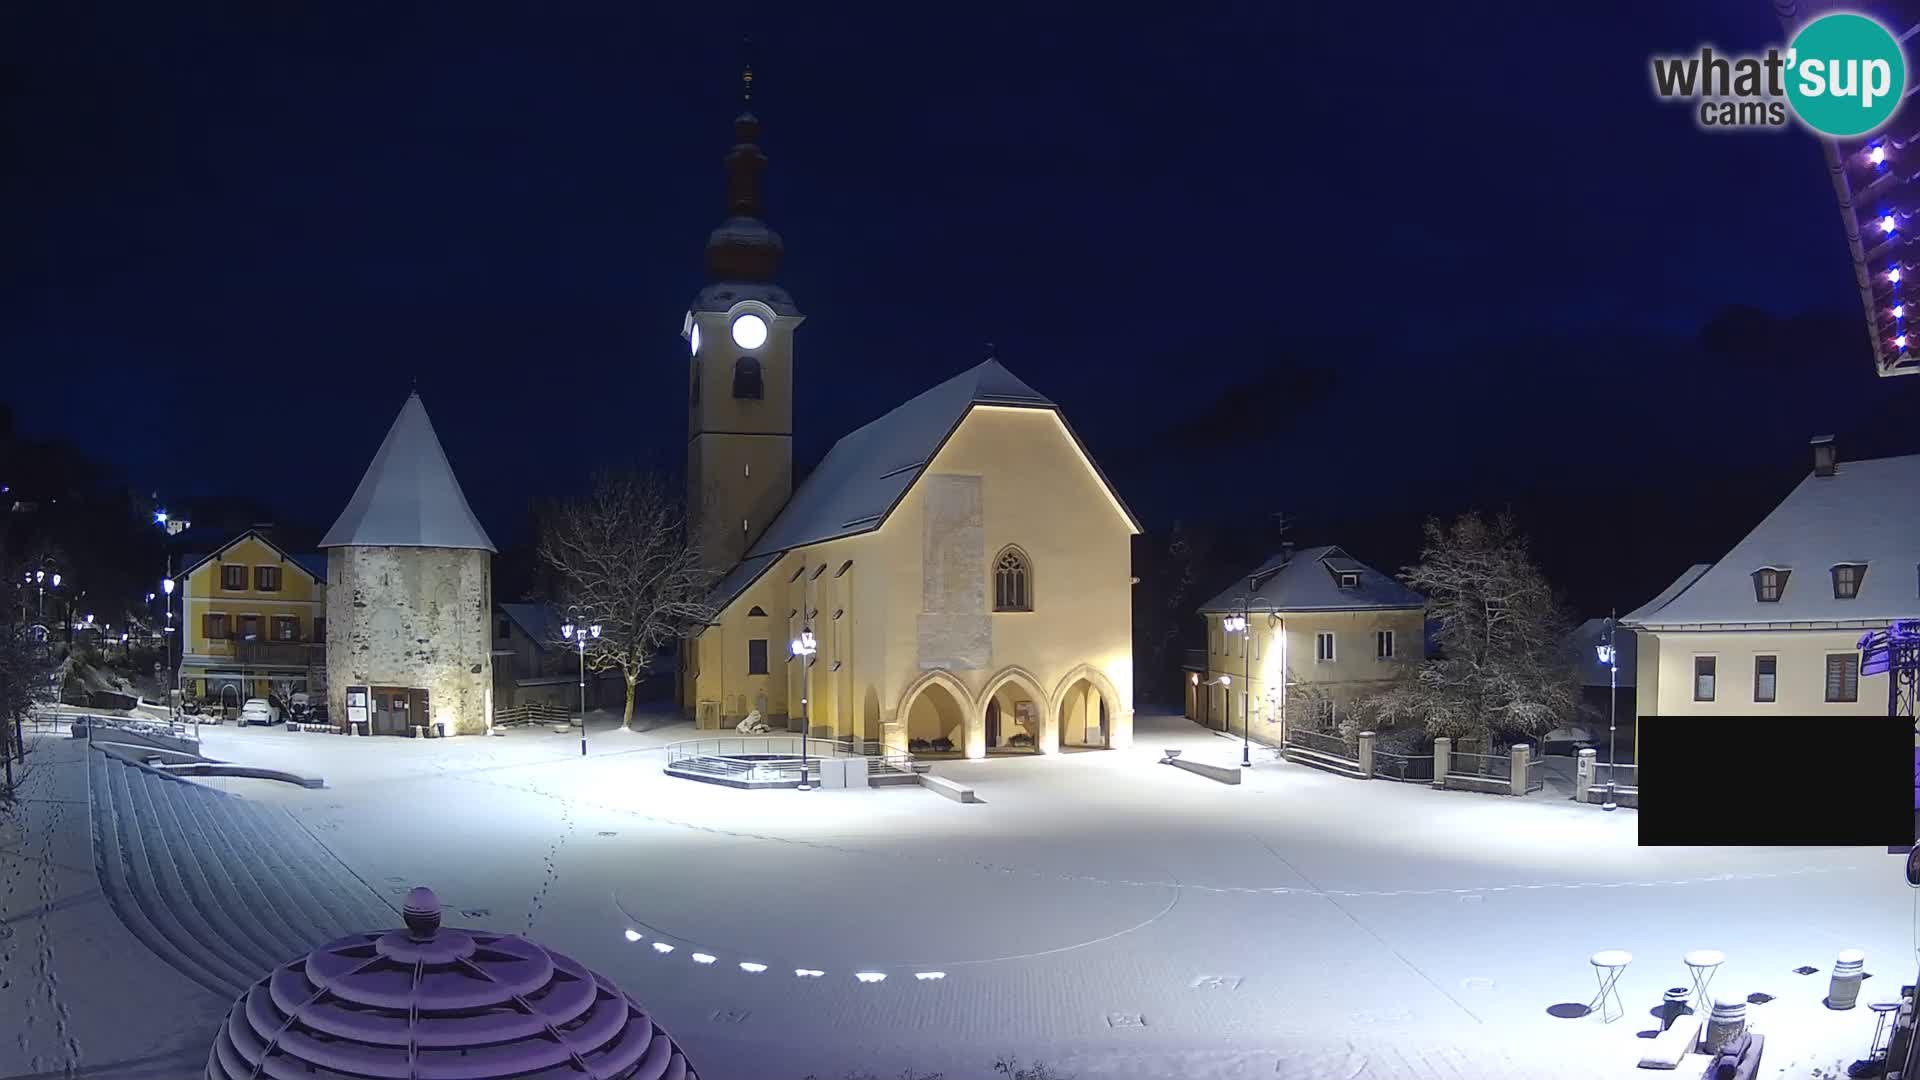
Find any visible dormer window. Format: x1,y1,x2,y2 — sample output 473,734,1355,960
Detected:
1830,563,1866,600
1337,573,1359,590
732,355,763,399
1752,568,1790,602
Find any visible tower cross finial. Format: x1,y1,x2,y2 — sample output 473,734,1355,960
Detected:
741,36,753,104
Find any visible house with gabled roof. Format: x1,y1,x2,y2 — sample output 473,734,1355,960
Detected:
173,528,328,707
676,98,1140,757
1623,437,1920,721
1188,544,1427,742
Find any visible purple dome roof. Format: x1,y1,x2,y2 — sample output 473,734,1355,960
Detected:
207,887,697,1079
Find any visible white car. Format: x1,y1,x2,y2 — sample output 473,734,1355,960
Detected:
239,698,280,726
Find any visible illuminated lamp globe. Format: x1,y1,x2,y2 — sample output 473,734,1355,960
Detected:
731,313,768,350
689,322,702,356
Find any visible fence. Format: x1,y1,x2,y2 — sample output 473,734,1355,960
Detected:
1286,727,1356,759
1373,750,1435,783
1592,761,1637,797
492,702,573,728
1448,750,1512,782
1525,754,1546,794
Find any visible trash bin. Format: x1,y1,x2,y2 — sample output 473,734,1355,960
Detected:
1829,949,1866,1010
433,723,446,739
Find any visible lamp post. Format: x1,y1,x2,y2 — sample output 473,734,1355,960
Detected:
164,574,181,732
790,628,817,790
1595,612,1619,812
1224,591,1279,768
561,608,600,758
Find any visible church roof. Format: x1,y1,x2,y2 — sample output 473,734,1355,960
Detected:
320,393,497,552
705,358,1139,612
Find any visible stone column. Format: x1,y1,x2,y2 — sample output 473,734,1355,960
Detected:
964,702,986,760
1509,744,1530,797
1432,736,1450,789
1576,748,1596,803
1038,695,1061,755
1358,731,1376,778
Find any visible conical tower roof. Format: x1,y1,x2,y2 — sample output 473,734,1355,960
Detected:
320,393,496,552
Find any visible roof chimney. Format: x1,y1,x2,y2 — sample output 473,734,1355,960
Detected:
1810,435,1837,477
1280,541,1295,562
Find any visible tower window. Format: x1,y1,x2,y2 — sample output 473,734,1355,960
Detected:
690,365,700,407
747,639,769,675
993,546,1032,611
733,355,763,399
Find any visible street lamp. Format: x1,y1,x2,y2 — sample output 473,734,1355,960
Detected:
1595,611,1619,812
790,628,817,790
163,574,181,733
1225,591,1280,768
560,609,600,758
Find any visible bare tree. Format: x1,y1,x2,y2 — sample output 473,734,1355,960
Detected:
1352,512,1578,745
535,471,715,730
0,551,57,802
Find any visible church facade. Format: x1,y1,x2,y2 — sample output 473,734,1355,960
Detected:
678,93,1139,757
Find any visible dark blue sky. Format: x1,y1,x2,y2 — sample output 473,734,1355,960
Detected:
3,2,1913,559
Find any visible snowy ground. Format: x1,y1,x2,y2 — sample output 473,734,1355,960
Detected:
4,708,1913,1079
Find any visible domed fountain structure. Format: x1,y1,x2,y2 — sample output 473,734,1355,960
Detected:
208,887,697,1079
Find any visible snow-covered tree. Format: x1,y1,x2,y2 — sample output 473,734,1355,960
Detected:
535,471,714,731
0,551,57,800
1352,513,1578,745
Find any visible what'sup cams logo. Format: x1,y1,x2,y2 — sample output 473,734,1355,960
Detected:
1652,12,1906,136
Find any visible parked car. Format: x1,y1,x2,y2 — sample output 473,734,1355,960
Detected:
239,698,280,726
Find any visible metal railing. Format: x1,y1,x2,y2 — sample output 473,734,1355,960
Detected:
1373,750,1435,783
1593,761,1638,795
1448,750,1511,782
663,735,867,762
1285,727,1357,760
1525,755,1546,793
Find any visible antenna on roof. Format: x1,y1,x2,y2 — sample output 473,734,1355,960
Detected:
985,341,996,362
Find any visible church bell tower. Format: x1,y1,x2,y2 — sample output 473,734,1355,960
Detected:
685,61,801,572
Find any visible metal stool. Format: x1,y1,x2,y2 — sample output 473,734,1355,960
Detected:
1869,1000,1901,1065
1589,949,1632,1022
1684,949,1725,1022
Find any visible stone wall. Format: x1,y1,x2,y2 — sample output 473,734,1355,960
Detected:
326,546,493,736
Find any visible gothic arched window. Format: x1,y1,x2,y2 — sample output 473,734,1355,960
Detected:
993,546,1032,612
733,355,763,399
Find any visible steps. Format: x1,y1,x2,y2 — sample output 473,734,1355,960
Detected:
1281,745,1369,780
85,749,397,998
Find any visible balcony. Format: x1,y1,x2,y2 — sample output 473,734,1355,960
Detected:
231,640,324,668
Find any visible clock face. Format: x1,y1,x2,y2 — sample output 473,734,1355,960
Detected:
689,323,701,356
731,313,768,350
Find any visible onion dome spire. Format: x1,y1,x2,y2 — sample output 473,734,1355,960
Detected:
706,43,783,283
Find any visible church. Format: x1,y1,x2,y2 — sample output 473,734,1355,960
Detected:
678,83,1140,758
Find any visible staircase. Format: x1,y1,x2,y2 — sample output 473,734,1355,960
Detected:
86,748,396,1000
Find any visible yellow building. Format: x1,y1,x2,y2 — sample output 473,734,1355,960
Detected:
175,529,328,707
1189,545,1427,744
1624,439,1916,729
677,101,1140,757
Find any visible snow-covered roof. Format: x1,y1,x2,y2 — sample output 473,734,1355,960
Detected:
1198,546,1426,614
1620,564,1712,626
320,394,497,553
704,358,1140,613
1569,617,1636,688
497,602,562,648
175,530,327,585
689,282,801,316
1622,453,1920,628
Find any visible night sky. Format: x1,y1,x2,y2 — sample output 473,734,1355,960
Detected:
5,3,1919,611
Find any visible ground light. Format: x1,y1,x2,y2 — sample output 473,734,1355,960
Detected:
623,929,641,942
651,942,674,954
854,972,886,983
739,962,768,973
914,971,946,981
795,969,823,978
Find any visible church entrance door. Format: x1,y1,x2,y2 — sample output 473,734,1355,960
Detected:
371,687,411,736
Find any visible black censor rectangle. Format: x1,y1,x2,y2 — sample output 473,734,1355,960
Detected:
1637,716,1910,847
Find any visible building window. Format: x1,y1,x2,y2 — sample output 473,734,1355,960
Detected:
221,564,246,591
1375,629,1395,660
204,613,230,639
747,639,769,676
1693,656,1716,701
1338,573,1359,589
315,617,326,642
1831,563,1866,599
1315,631,1336,662
272,616,300,642
255,565,282,592
747,606,767,617
993,546,1032,611
1826,653,1860,703
1754,655,1777,703
732,355,763,399
690,366,700,407
1751,568,1789,602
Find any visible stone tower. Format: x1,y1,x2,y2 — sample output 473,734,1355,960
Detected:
685,64,804,571
321,393,496,737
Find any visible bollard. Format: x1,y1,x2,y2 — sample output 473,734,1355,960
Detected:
1662,987,1691,1030
1829,949,1867,1010
1703,995,1747,1055
1576,747,1596,803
